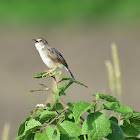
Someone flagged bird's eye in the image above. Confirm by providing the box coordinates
[40,40,42,42]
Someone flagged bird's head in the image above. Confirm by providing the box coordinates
[32,37,48,46]
[32,37,49,51]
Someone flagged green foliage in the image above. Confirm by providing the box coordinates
[73,102,91,124]
[106,120,125,140]
[100,102,133,114]
[93,93,119,103]
[57,121,82,140]
[34,71,62,78]
[34,127,60,140]
[16,71,140,140]
[82,112,112,140]
[121,119,140,137]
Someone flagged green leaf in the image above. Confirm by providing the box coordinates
[101,102,133,114]
[59,77,73,81]
[57,120,82,140]
[38,110,57,123]
[18,121,26,136]
[95,93,100,100]
[82,112,112,140]
[66,103,74,120]
[34,133,48,140]
[16,119,42,140]
[73,102,91,124]
[67,102,74,111]
[130,119,140,132]
[125,137,140,140]
[46,126,54,139]
[54,128,60,140]
[24,119,42,134]
[25,133,35,140]
[18,116,33,136]
[122,112,140,120]
[59,77,88,88]
[74,80,88,88]
[121,119,140,137]
[34,127,60,140]
[56,103,64,110]
[34,71,62,78]
[109,116,118,124]
[106,120,125,140]
[93,93,119,103]
[54,80,74,102]
[66,111,73,120]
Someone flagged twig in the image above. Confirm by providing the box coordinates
[36,107,69,133]
[31,84,68,108]
[30,88,49,92]
[53,76,58,90]
[39,84,85,121]
[94,101,97,112]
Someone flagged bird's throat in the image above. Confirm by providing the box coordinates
[35,43,45,52]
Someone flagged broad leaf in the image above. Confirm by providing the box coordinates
[54,128,60,140]
[34,127,60,140]
[16,119,42,140]
[24,119,42,134]
[93,93,119,103]
[82,112,112,140]
[56,103,64,110]
[73,102,91,124]
[125,137,140,140]
[34,133,49,140]
[122,112,140,120]
[25,133,35,140]
[109,116,118,124]
[18,116,33,136]
[106,120,125,140]
[101,102,133,114]
[121,119,140,137]
[46,126,54,139]
[57,120,82,140]
[38,110,57,123]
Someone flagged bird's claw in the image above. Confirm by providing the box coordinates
[42,69,55,77]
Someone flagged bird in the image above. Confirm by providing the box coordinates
[32,37,75,80]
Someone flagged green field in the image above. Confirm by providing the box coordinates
[0,1,140,26]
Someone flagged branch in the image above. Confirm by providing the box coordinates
[30,83,68,108]
[30,88,49,92]
[36,107,69,133]
[52,76,58,90]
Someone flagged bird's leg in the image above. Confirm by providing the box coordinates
[42,68,56,77]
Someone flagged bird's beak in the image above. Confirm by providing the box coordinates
[32,39,38,43]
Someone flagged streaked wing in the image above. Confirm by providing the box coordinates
[45,47,68,68]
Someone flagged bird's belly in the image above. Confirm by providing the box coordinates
[39,53,56,68]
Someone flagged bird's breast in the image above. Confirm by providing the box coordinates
[39,51,54,68]
[39,50,63,69]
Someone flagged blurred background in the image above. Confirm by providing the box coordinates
[0,0,140,139]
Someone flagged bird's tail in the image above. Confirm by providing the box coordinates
[67,67,75,80]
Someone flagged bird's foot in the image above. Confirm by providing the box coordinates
[42,69,55,77]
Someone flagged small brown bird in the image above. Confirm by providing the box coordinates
[32,37,75,80]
